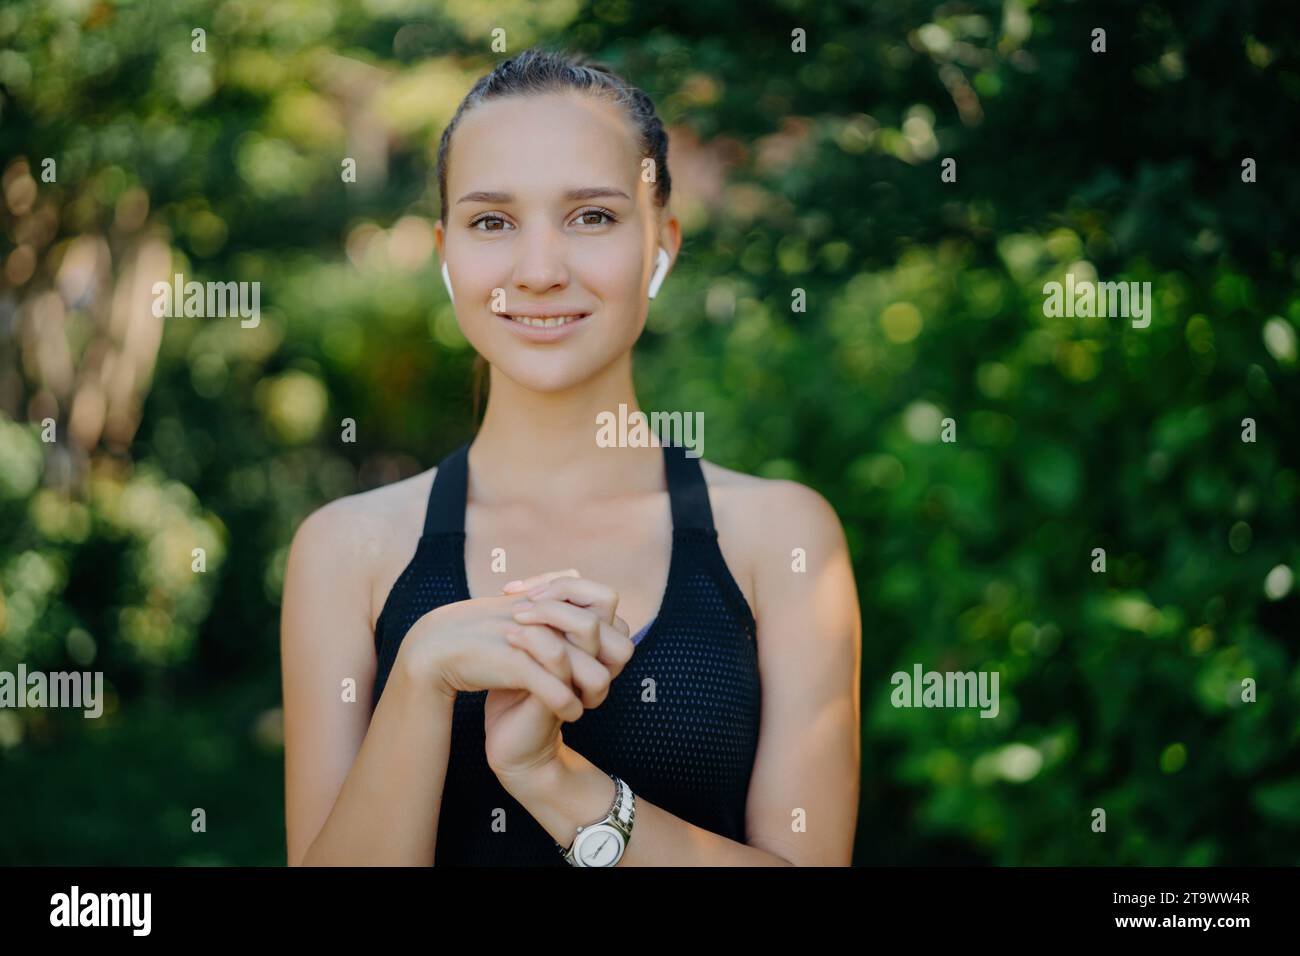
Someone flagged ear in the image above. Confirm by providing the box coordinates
[648,212,682,301]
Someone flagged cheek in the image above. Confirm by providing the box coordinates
[462,264,508,311]
[579,248,642,301]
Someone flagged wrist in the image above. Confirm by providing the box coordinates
[494,741,572,798]
[394,626,455,704]
[497,745,621,854]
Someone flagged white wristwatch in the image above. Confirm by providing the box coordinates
[557,773,635,867]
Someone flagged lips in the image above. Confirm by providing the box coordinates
[496,310,592,341]
[503,313,588,328]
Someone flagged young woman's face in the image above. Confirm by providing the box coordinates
[437,91,673,392]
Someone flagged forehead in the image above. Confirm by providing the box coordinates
[449,91,643,198]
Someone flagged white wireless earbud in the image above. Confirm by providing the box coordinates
[647,246,670,300]
[441,260,455,304]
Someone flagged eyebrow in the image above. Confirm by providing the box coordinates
[456,186,632,205]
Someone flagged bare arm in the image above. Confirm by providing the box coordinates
[281,502,454,866]
[738,479,861,864]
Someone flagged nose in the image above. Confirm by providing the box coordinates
[510,223,569,296]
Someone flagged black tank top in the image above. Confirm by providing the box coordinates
[370,440,762,865]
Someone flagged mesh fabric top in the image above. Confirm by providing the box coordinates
[370,440,762,866]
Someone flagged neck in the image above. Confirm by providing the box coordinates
[466,353,662,505]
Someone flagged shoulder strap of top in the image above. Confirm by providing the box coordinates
[663,441,716,532]
[422,442,470,536]
[421,439,715,536]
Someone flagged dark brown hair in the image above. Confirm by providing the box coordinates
[437,46,672,218]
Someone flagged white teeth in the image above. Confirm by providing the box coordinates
[509,314,583,327]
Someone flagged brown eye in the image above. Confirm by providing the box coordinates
[470,214,510,231]
[575,208,617,227]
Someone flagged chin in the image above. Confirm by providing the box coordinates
[493,356,608,393]
[466,318,639,394]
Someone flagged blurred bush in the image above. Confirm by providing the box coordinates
[0,0,1297,864]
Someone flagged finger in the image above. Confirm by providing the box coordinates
[521,576,620,624]
[511,599,601,657]
[509,624,612,709]
[572,654,612,709]
[513,604,635,676]
[505,646,583,722]
[501,568,581,595]
[601,619,636,678]
[504,622,572,689]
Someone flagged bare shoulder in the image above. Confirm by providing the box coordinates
[697,459,849,622]
[286,467,438,602]
[699,458,846,551]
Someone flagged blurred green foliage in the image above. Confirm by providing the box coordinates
[1,0,1297,865]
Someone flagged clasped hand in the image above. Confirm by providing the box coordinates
[423,568,634,782]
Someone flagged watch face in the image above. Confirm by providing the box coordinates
[574,825,625,867]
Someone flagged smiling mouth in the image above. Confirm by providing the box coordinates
[502,313,589,328]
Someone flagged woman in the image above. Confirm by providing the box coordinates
[281,47,862,866]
